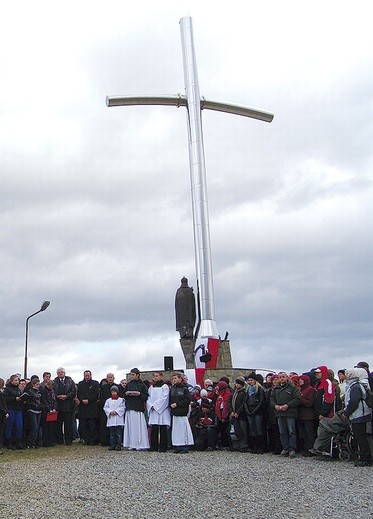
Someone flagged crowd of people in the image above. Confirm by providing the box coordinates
[0,361,372,467]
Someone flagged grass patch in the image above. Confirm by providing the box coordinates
[0,443,96,464]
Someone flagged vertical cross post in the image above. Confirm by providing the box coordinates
[180,17,218,338]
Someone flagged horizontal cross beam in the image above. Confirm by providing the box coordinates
[106,95,274,123]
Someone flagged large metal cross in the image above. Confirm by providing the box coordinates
[106,16,273,339]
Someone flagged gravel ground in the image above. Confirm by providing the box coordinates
[1,445,373,518]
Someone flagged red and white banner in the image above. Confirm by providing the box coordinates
[194,337,220,387]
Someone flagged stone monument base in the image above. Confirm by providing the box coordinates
[136,338,256,384]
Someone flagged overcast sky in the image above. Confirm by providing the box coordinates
[1,1,372,383]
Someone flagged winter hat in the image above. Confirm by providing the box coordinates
[235,376,246,386]
[345,369,360,380]
[246,373,257,382]
[217,381,228,390]
[200,389,208,398]
[110,385,119,393]
[355,361,369,370]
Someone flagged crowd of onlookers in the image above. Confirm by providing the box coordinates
[0,361,372,466]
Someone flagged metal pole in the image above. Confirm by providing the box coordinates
[24,301,50,379]
[180,16,218,339]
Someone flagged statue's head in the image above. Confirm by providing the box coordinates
[181,276,188,286]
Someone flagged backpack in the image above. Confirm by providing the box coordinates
[360,384,373,408]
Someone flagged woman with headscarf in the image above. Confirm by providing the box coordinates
[298,374,316,456]
[314,365,336,420]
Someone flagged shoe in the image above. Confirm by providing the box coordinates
[308,448,322,456]
[280,450,289,456]
[108,446,116,451]
[301,450,315,457]
[354,459,372,467]
[115,446,122,451]
[289,450,296,459]
[321,451,332,457]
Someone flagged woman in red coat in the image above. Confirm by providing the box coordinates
[215,381,231,449]
[298,374,316,455]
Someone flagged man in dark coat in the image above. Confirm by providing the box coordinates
[270,372,301,458]
[77,370,100,445]
[53,367,76,445]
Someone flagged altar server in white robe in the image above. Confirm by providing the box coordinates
[147,372,171,452]
[169,372,194,453]
[123,368,150,450]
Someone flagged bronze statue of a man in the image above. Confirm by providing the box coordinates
[175,277,196,338]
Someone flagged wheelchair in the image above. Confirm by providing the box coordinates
[326,424,358,461]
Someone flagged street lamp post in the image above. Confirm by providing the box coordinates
[24,300,50,379]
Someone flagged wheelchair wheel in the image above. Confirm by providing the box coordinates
[347,430,358,460]
[339,449,351,461]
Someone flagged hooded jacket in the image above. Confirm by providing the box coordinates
[215,382,230,421]
[314,365,335,418]
[298,375,316,421]
[344,368,372,423]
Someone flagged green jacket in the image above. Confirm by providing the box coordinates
[270,382,301,418]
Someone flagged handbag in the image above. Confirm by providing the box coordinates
[46,411,58,422]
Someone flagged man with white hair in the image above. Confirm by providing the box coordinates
[53,368,76,445]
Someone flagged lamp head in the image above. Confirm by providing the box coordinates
[41,301,50,311]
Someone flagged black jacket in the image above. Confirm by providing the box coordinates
[53,376,76,413]
[3,383,23,411]
[169,383,191,416]
[245,385,266,416]
[26,387,42,412]
[0,392,9,416]
[124,379,148,412]
[229,388,248,420]
[77,379,100,418]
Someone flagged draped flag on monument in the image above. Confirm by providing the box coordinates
[194,337,220,387]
